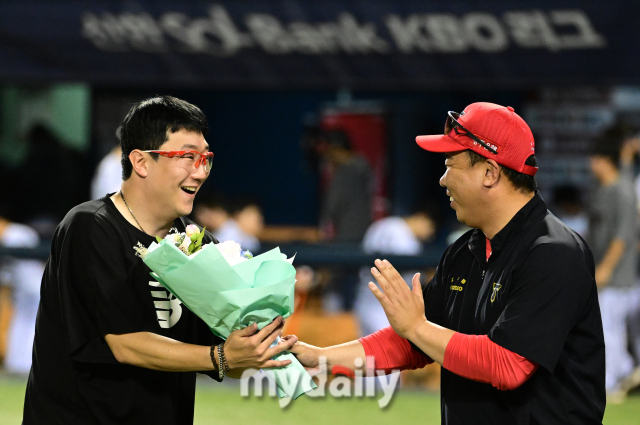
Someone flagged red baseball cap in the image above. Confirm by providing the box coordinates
[416,102,538,176]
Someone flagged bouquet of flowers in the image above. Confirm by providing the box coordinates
[134,224,316,399]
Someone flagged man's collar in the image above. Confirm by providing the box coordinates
[468,191,547,266]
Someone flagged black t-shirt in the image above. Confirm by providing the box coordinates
[423,193,605,425]
[23,195,222,425]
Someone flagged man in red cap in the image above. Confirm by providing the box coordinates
[290,103,605,424]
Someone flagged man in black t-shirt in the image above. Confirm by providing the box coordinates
[23,96,297,425]
[290,103,606,424]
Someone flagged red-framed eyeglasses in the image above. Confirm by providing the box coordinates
[142,150,214,173]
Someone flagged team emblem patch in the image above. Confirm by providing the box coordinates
[450,277,466,292]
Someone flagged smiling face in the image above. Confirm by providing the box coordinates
[145,129,210,219]
[439,150,488,228]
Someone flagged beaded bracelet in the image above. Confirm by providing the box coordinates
[209,345,222,380]
[218,343,230,374]
[222,353,230,373]
[217,343,225,381]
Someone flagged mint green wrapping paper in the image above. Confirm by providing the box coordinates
[143,240,316,399]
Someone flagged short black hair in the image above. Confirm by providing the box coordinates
[410,202,443,229]
[228,197,262,217]
[590,141,620,168]
[467,150,538,193]
[194,191,229,212]
[589,123,633,169]
[119,95,209,180]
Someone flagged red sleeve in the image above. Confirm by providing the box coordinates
[443,332,539,391]
[358,326,433,374]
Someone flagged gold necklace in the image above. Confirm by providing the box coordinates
[120,191,146,234]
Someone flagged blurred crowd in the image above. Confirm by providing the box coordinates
[2,120,640,398]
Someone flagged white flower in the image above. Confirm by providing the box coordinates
[165,233,181,245]
[178,234,192,254]
[215,240,249,266]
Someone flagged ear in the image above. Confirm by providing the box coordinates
[128,150,149,178]
[482,159,501,188]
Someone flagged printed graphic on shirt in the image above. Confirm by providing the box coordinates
[491,282,502,302]
[450,277,466,292]
[149,280,182,328]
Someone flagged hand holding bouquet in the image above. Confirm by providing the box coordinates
[135,225,316,399]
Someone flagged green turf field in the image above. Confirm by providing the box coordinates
[2,377,639,424]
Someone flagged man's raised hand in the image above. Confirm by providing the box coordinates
[369,259,427,340]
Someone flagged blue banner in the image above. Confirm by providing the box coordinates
[1,1,638,88]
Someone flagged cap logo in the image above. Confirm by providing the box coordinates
[471,140,499,153]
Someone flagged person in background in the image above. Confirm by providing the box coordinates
[551,185,587,238]
[192,192,230,234]
[610,129,640,400]
[587,124,640,401]
[317,130,373,242]
[214,198,264,253]
[314,130,374,311]
[91,145,123,200]
[355,207,439,336]
[0,209,45,374]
